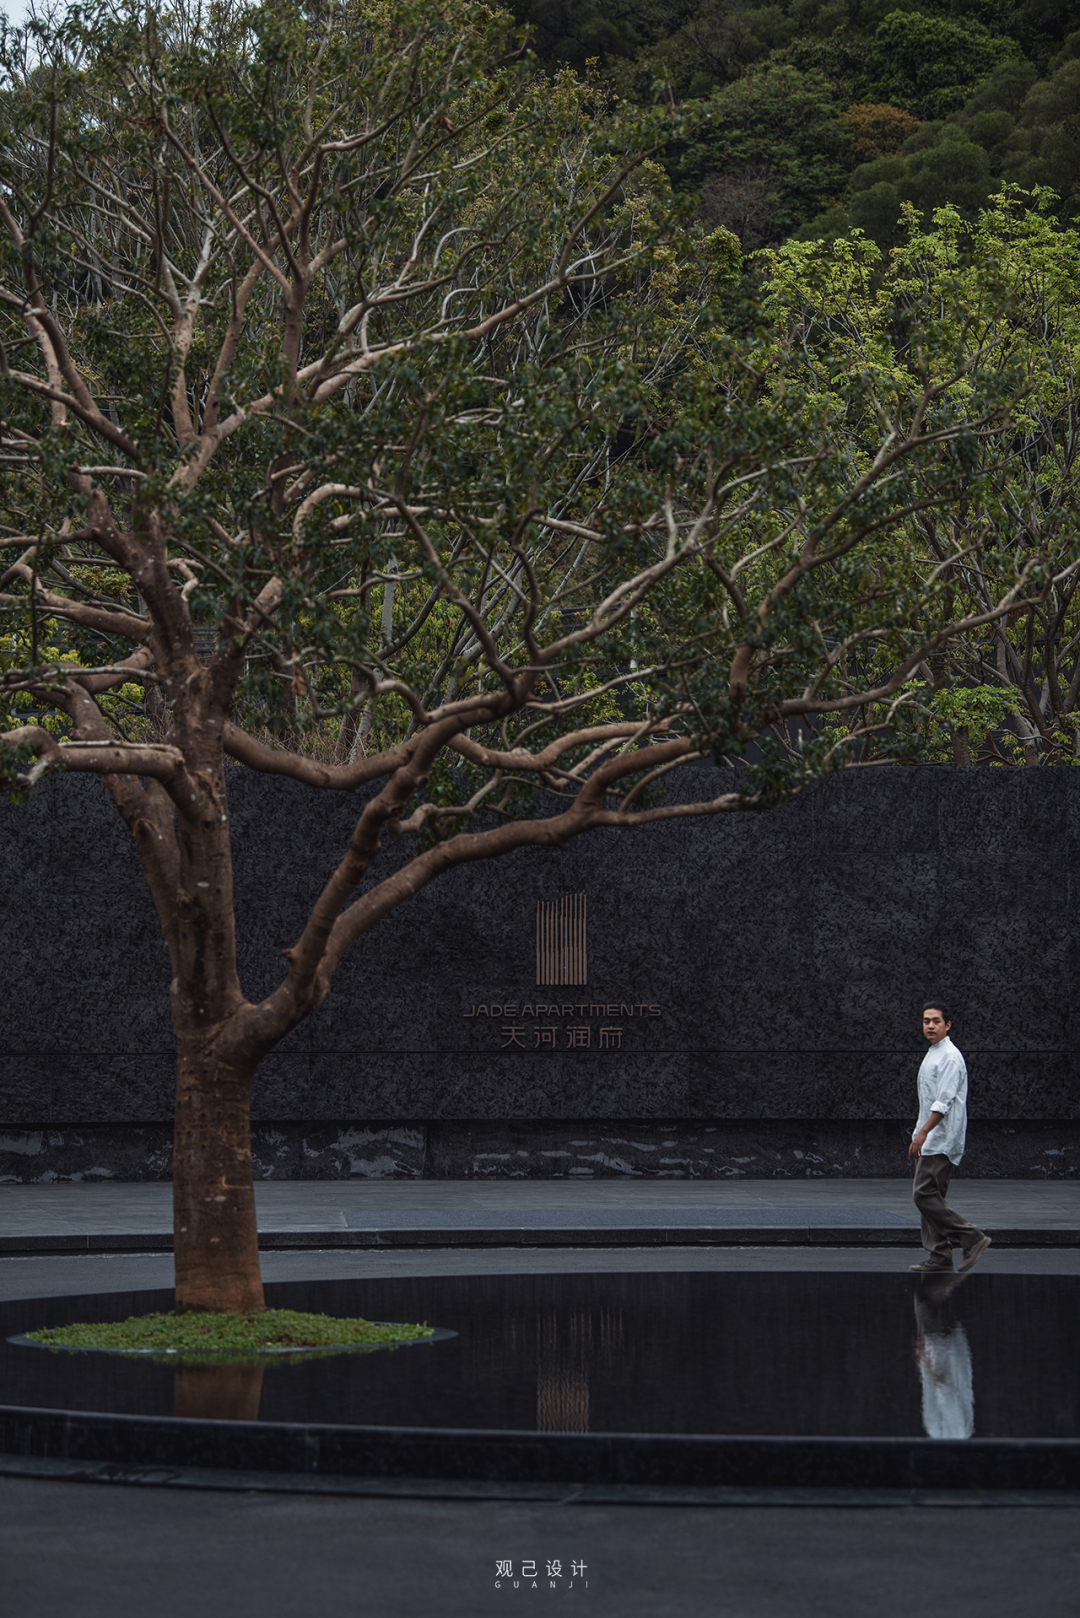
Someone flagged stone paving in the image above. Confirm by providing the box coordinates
[6,1475,1079,1618]
[1,1176,1077,1243]
[3,1244,1080,1307]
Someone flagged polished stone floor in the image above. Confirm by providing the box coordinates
[4,1473,1079,1618]
[2,1177,1077,1239]
[2,1245,1079,1307]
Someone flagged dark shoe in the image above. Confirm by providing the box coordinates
[958,1233,991,1274]
[909,1258,954,1273]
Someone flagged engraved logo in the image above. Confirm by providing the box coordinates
[535,893,587,986]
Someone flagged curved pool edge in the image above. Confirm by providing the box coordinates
[2,1403,1079,1493]
[4,1449,1080,1507]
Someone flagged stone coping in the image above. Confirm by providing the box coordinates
[4,1452,1080,1506]
[2,1224,1077,1255]
[2,1405,1079,1494]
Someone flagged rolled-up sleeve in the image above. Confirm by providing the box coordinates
[931,1052,964,1115]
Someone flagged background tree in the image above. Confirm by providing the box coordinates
[839,125,996,250]
[861,11,1023,122]
[675,63,854,245]
[841,103,920,161]
[2,0,1072,1316]
[760,193,1080,766]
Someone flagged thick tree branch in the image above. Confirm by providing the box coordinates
[222,721,415,787]
[235,713,473,1050]
[2,725,183,784]
[5,561,150,640]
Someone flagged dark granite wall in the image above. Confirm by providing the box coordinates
[1,765,1076,1179]
[3,1118,1076,1182]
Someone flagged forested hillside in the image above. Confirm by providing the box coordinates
[511,0,1080,247]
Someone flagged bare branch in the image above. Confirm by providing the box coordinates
[3,726,183,784]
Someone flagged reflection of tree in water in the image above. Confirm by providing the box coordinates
[534,1307,625,1433]
[173,1362,265,1422]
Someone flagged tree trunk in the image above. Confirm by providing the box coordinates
[334,668,364,762]
[143,678,170,743]
[951,726,972,766]
[173,1042,265,1314]
[1010,713,1040,765]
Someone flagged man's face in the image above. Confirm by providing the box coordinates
[923,1008,951,1044]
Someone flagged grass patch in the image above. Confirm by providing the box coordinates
[26,1308,434,1356]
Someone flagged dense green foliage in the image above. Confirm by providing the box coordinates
[2,0,1078,796]
[27,1308,434,1354]
[511,0,1080,240]
[760,196,1080,765]
[673,64,853,248]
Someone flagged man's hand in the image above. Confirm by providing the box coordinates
[910,1111,945,1158]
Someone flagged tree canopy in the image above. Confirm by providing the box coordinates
[505,2,1080,240]
[761,195,1080,764]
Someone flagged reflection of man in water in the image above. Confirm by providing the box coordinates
[908,1003,992,1275]
[913,1275,974,1439]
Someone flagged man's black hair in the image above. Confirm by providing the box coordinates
[923,1001,951,1024]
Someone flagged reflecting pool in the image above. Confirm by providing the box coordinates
[3,1271,1077,1439]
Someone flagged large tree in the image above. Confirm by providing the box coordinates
[1,0,1071,1313]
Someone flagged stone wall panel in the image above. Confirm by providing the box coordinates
[2,766,1076,1179]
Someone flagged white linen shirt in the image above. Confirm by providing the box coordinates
[913,1035,968,1165]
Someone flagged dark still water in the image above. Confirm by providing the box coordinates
[3,1271,1077,1440]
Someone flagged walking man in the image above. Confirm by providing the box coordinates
[909,1003,992,1274]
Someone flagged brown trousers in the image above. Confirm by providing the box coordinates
[912,1153,982,1261]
